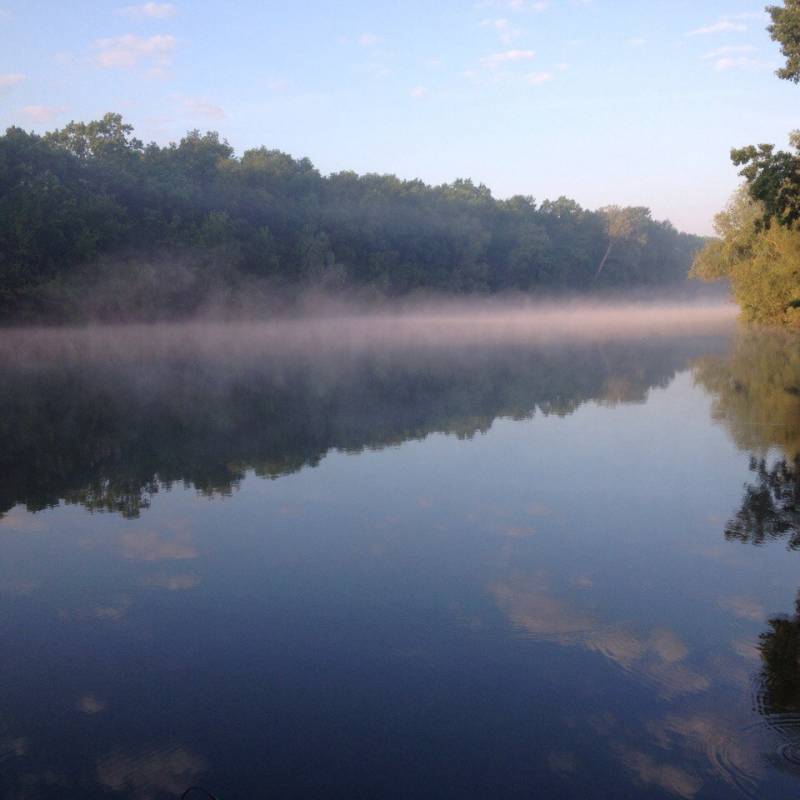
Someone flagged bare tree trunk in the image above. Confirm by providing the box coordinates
[595,241,613,280]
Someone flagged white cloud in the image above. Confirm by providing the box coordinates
[701,44,757,59]
[481,48,535,68]
[481,17,511,29]
[713,56,760,71]
[0,72,24,93]
[117,2,176,19]
[358,32,381,47]
[480,17,522,44]
[474,0,547,11]
[628,37,646,47]
[181,96,225,119]
[92,33,176,69]
[20,105,67,123]
[686,18,747,36]
[410,85,429,98]
[527,70,553,84]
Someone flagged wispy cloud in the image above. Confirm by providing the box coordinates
[686,14,756,36]
[92,33,176,71]
[628,37,646,47]
[476,0,548,11]
[181,96,225,119]
[699,44,760,71]
[410,85,429,99]
[712,56,761,71]
[0,72,24,93]
[20,105,67,123]
[527,70,553,84]
[481,48,535,68]
[480,17,523,44]
[701,44,756,59]
[116,2,176,19]
[358,32,381,47]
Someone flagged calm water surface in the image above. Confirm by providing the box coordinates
[2,311,800,799]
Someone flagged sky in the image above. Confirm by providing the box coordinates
[0,0,796,235]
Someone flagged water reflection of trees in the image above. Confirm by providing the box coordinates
[694,329,800,550]
[695,330,800,749]
[758,593,800,717]
[694,329,800,458]
[726,456,800,549]
[0,328,727,518]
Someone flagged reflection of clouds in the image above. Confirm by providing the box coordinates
[95,606,126,621]
[503,525,536,537]
[650,630,688,663]
[688,542,751,569]
[0,507,46,532]
[141,573,200,591]
[58,595,132,624]
[732,638,761,662]
[78,694,107,714]
[614,745,702,799]
[0,735,28,759]
[492,576,709,698]
[121,530,197,562]
[718,596,765,622]
[94,596,132,622]
[96,745,205,799]
[0,579,39,595]
[647,713,761,795]
[548,749,579,775]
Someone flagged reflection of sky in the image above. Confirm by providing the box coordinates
[2,368,800,797]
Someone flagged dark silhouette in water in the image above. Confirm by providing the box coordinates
[726,457,800,550]
[759,593,800,716]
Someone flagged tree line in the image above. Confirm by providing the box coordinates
[0,115,704,320]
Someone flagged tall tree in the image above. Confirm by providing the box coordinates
[595,206,649,279]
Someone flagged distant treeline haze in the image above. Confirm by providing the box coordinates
[0,114,705,319]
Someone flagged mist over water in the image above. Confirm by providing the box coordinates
[0,298,737,364]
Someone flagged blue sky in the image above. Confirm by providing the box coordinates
[0,0,796,234]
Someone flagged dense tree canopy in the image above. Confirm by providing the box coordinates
[690,188,800,324]
[769,0,800,82]
[0,114,703,320]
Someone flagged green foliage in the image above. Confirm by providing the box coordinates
[769,0,800,82]
[0,115,704,319]
[690,189,800,325]
[731,134,800,228]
